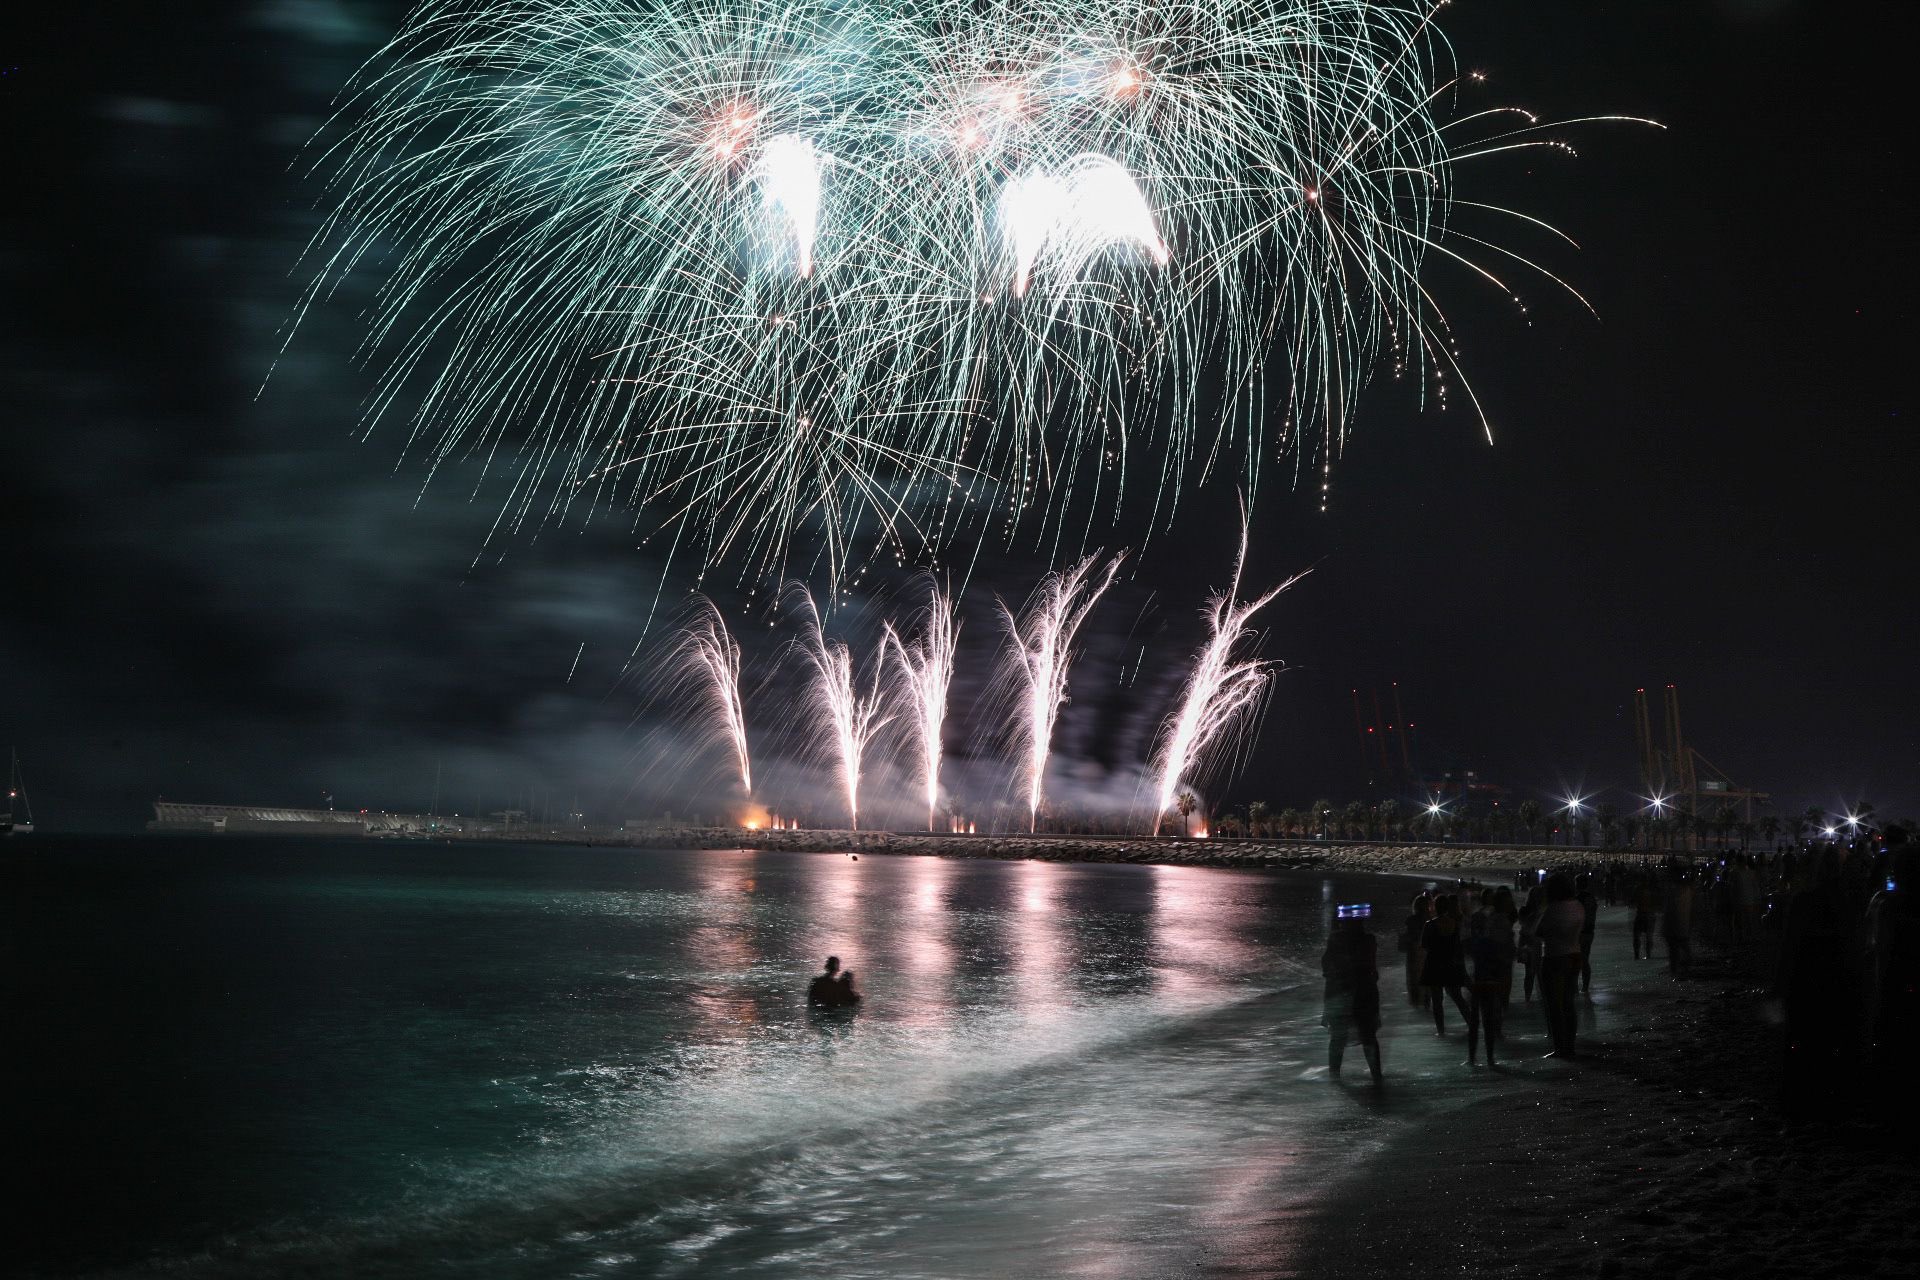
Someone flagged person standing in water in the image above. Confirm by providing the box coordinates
[807,956,842,1006]
[1322,905,1384,1082]
[834,969,862,1007]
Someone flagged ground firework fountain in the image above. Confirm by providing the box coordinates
[886,584,960,832]
[788,586,891,830]
[1001,553,1122,833]
[665,595,752,798]
[1148,527,1305,836]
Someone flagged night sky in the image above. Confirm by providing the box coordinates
[3,1,1911,831]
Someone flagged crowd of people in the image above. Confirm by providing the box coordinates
[1324,874,1595,1079]
[1323,825,1920,1112]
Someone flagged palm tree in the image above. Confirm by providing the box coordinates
[1342,801,1368,841]
[1712,802,1739,849]
[1517,799,1542,845]
[1799,806,1824,843]
[1454,809,1478,844]
[1597,803,1618,849]
[1175,790,1198,837]
[1758,814,1780,850]
[1247,800,1270,839]
[1376,798,1401,842]
[1310,799,1334,839]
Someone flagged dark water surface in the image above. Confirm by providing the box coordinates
[8,838,1437,1277]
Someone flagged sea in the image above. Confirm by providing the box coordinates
[7,837,1460,1278]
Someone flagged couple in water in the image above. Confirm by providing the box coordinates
[806,955,863,1009]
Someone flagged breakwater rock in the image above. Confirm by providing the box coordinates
[607,828,1629,876]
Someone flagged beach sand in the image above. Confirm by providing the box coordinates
[1207,892,1919,1278]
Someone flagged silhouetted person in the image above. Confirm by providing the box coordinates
[1468,888,1517,1066]
[1631,876,1659,960]
[1537,873,1584,1057]
[1323,907,1383,1082]
[1662,872,1695,978]
[1778,853,1864,1119]
[1421,894,1472,1037]
[1517,885,1545,1001]
[834,970,862,1007]
[807,955,842,1006]
[1400,892,1431,1008]
[1576,873,1599,995]
[1866,830,1920,1119]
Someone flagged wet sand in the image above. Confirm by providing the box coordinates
[1215,898,1919,1278]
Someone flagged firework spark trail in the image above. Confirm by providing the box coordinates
[665,595,753,796]
[1147,526,1307,835]
[885,583,961,832]
[787,585,891,830]
[289,0,1655,581]
[1000,552,1123,833]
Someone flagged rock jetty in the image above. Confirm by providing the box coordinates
[607,827,1630,876]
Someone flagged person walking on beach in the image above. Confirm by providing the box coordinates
[1576,874,1600,995]
[1537,873,1586,1057]
[1400,892,1431,1008]
[1516,885,1545,1002]
[1662,871,1695,978]
[1777,851,1866,1119]
[1631,875,1659,960]
[1322,906,1384,1082]
[1866,829,1920,1112]
[1467,888,1517,1066]
[1421,895,1472,1036]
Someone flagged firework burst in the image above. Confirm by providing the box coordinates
[287,0,1652,582]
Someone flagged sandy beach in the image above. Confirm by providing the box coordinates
[1212,888,1919,1279]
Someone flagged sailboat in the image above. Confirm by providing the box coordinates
[4,747,34,836]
